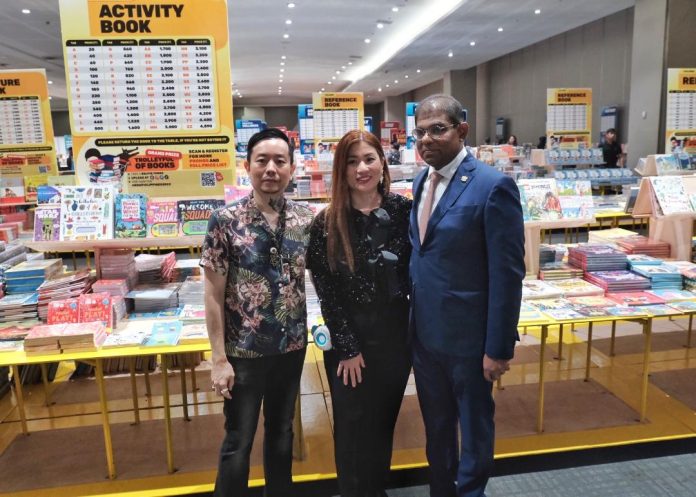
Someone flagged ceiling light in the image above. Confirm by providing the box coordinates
[378,87,382,92]
[321,88,325,91]
[22,9,31,14]
[239,95,243,98]
[394,79,398,83]
[341,66,346,70]
[49,96,52,100]
[285,19,292,25]
[344,0,465,87]
[416,69,421,73]
[279,79,284,83]
[348,62,353,65]
[404,75,408,78]
[497,26,503,32]
[386,84,390,88]
[48,80,53,85]
[280,62,285,66]
[448,50,453,57]
[283,33,290,39]
[335,70,341,74]
[377,23,384,29]
[392,6,399,12]
[332,76,336,80]
[469,41,475,46]
[287,2,295,8]
[534,8,541,14]
[278,86,283,89]
[280,68,285,72]
[328,81,332,84]
[364,38,371,44]
[281,55,287,60]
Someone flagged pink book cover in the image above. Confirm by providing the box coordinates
[47,298,79,324]
[78,292,113,328]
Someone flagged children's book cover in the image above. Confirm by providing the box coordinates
[115,193,147,238]
[177,199,224,236]
[33,205,61,242]
[60,186,114,241]
[557,180,594,219]
[146,200,179,238]
[517,179,562,221]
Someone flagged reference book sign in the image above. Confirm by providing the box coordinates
[0,69,58,177]
[546,88,592,149]
[665,68,696,154]
[312,92,364,151]
[58,0,235,195]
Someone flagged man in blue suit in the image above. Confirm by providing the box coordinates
[409,95,525,497]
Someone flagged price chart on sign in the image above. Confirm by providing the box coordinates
[0,96,45,145]
[65,38,217,134]
[313,109,361,139]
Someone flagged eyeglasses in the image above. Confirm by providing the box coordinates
[411,123,459,140]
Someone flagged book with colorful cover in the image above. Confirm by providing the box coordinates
[60,186,114,241]
[542,308,586,321]
[177,199,225,235]
[37,185,61,204]
[179,323,209,344]
[626,254,663,266]
[572,305,614,318]
[645,289,696,302]
[180,304,205,321]
[143,321,182,347]
[556,180,594,219]
[518,302,548,324]
[522,280,563,300]
[24,174,48,203]
[528,298,574,311]
[667,301,696,312]
[567,296,617,307]
[78,292,112,328]
[47,298,79,324]
[632,304,682,317]
[33,205,61,242]
[605,306,650,317]
[649,177,692,216]
[114,194,147,238]
[548,278,604,297]
[607,292,666,306]
[518,186,531,222]
[5,259,62,279]
[517,179,563,221]
[0,177,25,205]
[146,200,179,238]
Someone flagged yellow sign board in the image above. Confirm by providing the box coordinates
[546,88,592,149]
[0,69,58,177]
[59,0,235,195]
[666,68,696,154]
[312,92,364,151]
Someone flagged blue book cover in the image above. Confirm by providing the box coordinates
[4,259,62,279]
[143,321,182,347]
[115,194,147,238]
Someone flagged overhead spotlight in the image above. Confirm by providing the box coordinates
[534,8,541,14]
[321,88,325,91]
[378,87,382,92]
[364,38,371,44]
[279,79,284,83]
[416,69,421,73]
[285,19,292,25]
[281,55,287,60]
[404,75,408,79]
[287,2,295,7]
[341,65,346,69]
[470,41,476,46]
[335,70,341,74]
[328,81,332,85]
[48,96,52,100]
[448,51,453,57]
[22,9,31,14]
[278,86,283,89]
[386,84,390,88]
[348,62,353,65]
[48,80,53,85]
[281,62,285,66]
[332,76,336,80]
[498,27,504,32]
[283,33,290,39]
[280,68,285,72]
[392,6,399,12]
[377,23,384,29]
[394,79,398,83]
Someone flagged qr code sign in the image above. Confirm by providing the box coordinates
[200,172,217,187]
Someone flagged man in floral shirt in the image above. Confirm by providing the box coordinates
[201,128,313,496]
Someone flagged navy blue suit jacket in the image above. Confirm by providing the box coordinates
[409,152,525,360]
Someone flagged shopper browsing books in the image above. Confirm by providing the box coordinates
[409,94,525,497]
[307,130,412,497]
[200,128,314,497]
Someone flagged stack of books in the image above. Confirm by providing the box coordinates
[645,289,696,302]
[588,228,638,245]
[36,270,94,321]
[607,292,666,306]
[143,321,181,347]
[547,278,605,297]
[522,279,563,300]
[78,292,114,328]
[613,235,670,258]
[24,322,108,355]
[180,304,205,321]
[670,261,696,291]
[179,323,209,344]
[4,259,63,295]
[134,252,176,284]
[102,321,152,348]
[0,293,39,324]
[127,283,180,313]
[171,259,201,282]
[538,263,584,281]
[0,243,28,285]
[92,279,129,297]
[568,245,628,271]
[627,254,663,268]
[100,249,138,290]
[177,275,204,306]
[630,263,683,290]
[584,271,651,293]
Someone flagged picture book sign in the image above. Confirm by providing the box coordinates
[546,88,592,149]
[665,68,696,154]
[0,69,58,178]
[59,0,235,194]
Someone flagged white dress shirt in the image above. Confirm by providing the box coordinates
[416,145,468,221]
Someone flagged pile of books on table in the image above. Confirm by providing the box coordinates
[4,259,62,295]
[127,283,180,313]
[171,259,201,282]
[568,245,628,271]
[134,252,176,284]
[23,322,107,355]
[177,275,204,306]
[0,293,39,324]
[37,269,94,321]
[630,263,683,290]
[99,249,138,290]
[584,271,651,293]
[613,235,670,258]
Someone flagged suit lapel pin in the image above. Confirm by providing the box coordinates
[461,175,468,182]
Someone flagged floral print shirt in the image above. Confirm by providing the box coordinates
[200,194,314,358]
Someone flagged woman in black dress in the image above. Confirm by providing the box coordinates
[307,130,412,497]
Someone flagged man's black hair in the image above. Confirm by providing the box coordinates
[247,128,294,163]
[606,128,616,134]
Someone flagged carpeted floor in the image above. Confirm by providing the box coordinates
[649,368,696,411]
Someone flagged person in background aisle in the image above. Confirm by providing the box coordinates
[409,94,525,497]
[201,128,314,497]
[599,128,624,168]
[307,130,412,497]
[387,139,402,165]
[507,134,518,146]
[536,136,547,149]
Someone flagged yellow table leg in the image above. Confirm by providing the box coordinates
[95,359,116,479]
[536,325,548,433]
[85,250,91,268]
[179,363,190,421]
[610,320,617,357]
[11,365,28,435]
[686,314,693,349]
[144,366,152,397]
[555,324,564,360]
[640,318,653,423]
[496,377,503,390]
[129,357,140,425]
[292,394,305,460]
[190,366,198,405]
[585,321,594,381]
[40,363,53,407]
[161,355,175,473]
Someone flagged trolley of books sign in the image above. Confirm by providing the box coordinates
[632,172,696,261]
[517,179,596,276]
